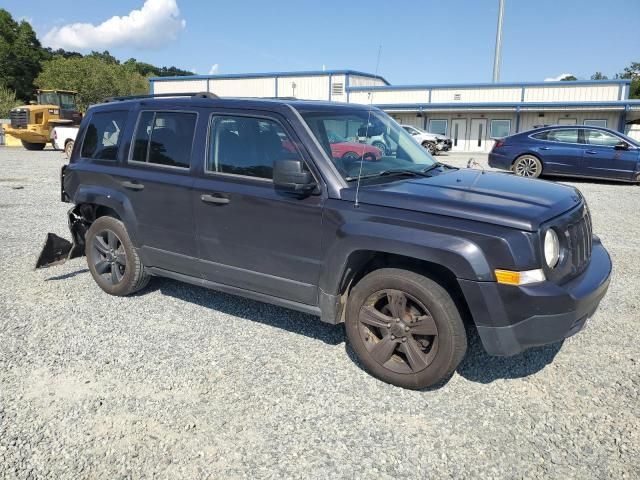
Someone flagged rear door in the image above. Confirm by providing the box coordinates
[532,128,582,175]
[581,128,639,181]
[192,110,325,305]
[112,108,201,276]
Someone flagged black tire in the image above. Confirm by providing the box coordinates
[422,141,436,155]
[85,216,150,296]
[64,140,74,159]
[345,268,467,389]
[513,154,542,178]
[22,141,46,151]
[372,141,387,156]
[342,151,360,160]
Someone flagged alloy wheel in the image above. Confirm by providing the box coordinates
[515,156,539,177]
[91,229,127,285]
[358,289,439,374]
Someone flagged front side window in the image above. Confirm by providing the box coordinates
[207,115,301,179]
[428,119,448,136]
[81,111,127,160]
[546,129,579,144]
[131,111,196,168]
[300,108,437,181]
[490,119,511,138]
[585,129,620,147]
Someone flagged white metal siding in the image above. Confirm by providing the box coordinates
[523,85,619,102]
[430,87,521,103]
[153,79,208,94]
[209,78,275,97]
[517,111,621,132]
[277,76,329,100]
[349,75,387,87]
[350,89,428,105]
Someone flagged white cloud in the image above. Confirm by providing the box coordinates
[43,0,186,50]
[209,64,219,74]
[544,73,575,81]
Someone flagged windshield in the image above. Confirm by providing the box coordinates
[301,109,437,181]
[37,92,77,110]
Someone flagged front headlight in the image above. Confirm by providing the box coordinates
[544,229,560,268]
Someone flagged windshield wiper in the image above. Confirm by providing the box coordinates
[345,169,430,182]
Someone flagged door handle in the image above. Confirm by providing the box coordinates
[585,150,598,154]
[201,193,230,205]
[539,146,551,150]
[122,180,144,191]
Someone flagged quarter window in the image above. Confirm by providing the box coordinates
[207,115,301,179]
[490,119,511,138]
[584,129,620,146]
[546,129,579,144]
[131,111,196,168]
[428,119,447,136]
[81,111,127,160]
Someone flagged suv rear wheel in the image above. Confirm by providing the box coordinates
[345,268,467,389]
[85,216,150,296]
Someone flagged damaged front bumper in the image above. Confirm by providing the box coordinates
[35,205,87,269]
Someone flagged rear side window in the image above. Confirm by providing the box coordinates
[546,129,578,144]
[81,111,127,160]
[207,115,301,179]
[131,111,196,168]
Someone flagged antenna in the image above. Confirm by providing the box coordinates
[354,45,382,208]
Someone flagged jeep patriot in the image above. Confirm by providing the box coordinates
[44,93,612,389]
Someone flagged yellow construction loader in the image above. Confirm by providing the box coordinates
[3,90,82,150]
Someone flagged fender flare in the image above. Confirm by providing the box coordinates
[319,221,493,296]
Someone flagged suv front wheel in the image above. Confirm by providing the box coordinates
[85,216,150,296]
[345,268,467,389]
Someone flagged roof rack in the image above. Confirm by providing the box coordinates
[104,92,219,102]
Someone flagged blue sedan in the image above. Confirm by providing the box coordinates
[488,125,640,182]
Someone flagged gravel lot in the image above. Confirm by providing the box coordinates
[1,147,638,479]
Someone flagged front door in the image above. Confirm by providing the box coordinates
[450,119,467,151]
[193,111,325,306]
[581,128,639,180]
[469,119,488,152]
[115,108,201,276]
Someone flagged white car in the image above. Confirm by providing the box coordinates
[51,125,79,158]
[401,125,452,155]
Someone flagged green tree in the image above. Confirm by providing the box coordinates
[0,84,20,118]
[35,56,148,110]
[618,62,640,99]
[590,72,608,80]
[560,75,578,81]
[0,9,45,100]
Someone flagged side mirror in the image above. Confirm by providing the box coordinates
[614,141,629,150]
[273,159,317,195]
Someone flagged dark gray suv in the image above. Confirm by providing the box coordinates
[40,93,612,389]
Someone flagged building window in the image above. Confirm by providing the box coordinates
[453,93,461,101]
[584,119,607,128]
[428,119,447,136]
[490,119,511,138]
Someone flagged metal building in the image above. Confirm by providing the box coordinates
[149,70,640,152]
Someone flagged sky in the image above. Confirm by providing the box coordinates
[4,0,640,84]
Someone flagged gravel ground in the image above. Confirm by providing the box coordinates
[1,147,638,479]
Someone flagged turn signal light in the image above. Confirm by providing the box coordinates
[495,268,545,286]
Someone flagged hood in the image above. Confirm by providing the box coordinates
[344,169,582,231]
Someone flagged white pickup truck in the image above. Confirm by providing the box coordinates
[50,125,79,158]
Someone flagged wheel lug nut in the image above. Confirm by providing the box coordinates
[390,335,396,340]
[396,318,400,323]
[386,323,391,328]
[404,326,410,332]
[402,337,407,343]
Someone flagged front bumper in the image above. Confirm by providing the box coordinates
[459,237,611,356]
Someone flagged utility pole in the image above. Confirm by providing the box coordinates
[492,0,505,83]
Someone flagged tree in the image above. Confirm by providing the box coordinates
[0,85,20,118]
[35,56,148,110]
[0,9,45,101]
[560,75,578,81]
[591,72,608,80]
[618,62,640,99]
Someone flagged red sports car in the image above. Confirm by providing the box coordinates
[326,131,382,161]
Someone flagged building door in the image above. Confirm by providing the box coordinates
[469,119,488,152]
[558,118,577,125]
[450,119,467,151]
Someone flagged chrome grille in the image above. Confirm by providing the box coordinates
[565,207,592,275]
[10,109,28,128]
